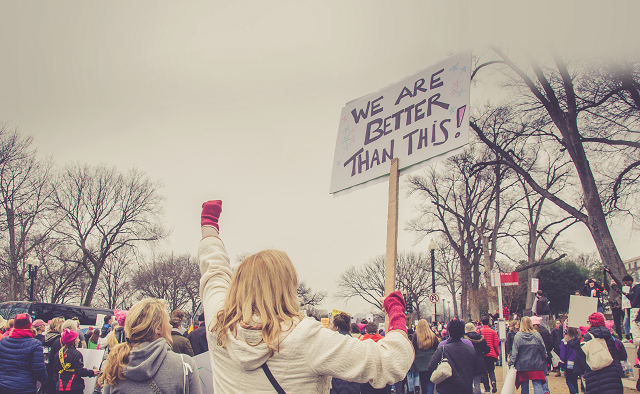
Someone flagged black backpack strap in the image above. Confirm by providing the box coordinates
[261,363,286,394]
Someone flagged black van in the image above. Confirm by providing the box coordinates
[0,301,114,326]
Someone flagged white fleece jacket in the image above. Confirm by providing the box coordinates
[198,236,414,394]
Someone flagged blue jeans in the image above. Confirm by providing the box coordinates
[406,368,418,390]
[520,379,544,394]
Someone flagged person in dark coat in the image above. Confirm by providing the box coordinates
[0,313,48,394]
[169,316,194,356]
[413,320,439,394]
[330,313,360,394]
[52,329,98,394]
[578,313,624,394]
[531,316,552,393]
[582,279,605,313]
[464,322,490,394]
[43,317,65,394]
[426,319,477,394]
[505,320,519,357]
[187,313,209,356]
[550,320,563,375]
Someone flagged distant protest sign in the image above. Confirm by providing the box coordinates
[330,51,471,195]
[567,295,598,328]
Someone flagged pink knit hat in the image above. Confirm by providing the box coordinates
[579,326,589,336]
[530,316,543,325]
[61,329,79,345]
[605,320,614,332]
[114,310,128,327]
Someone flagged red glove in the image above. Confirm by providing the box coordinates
[201,200,222,231]
[383,290,407,334]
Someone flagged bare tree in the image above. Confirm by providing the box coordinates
[432,238,462,318]
[471,48,640,281]
[52,164,167,306]
[32,240,85,304]
[297,280,327,308]
[335,252,433,316]
[96,247,138,310]
[0,125,55,300]
[133,252,200,313]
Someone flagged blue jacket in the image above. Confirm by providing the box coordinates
[558,340,576,369]
[0,336,48,393]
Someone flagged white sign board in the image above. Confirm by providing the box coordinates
[498,320,507,340]
[567,295,598,328]
[531,278,539,293]
[95,313,106,327]
[193,352,214,394]
[330,51,471,195]
[77,348,105,394]
[491,269,499,287]
[623,286,631,309]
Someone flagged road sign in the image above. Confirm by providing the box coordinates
[429,293,440,304]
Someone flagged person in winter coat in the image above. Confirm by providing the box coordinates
[578,312,624,394]
[43,317,65,394]
[559,327,580,394]
[170,316,194,356]
[531,316,552,393]
[330,313,360,394]
[550,319,563,375]
[464,322,490,394]
[479,315,500,393]
[33,319,46,344]
[100,315,113,338]
[87,329,100,350]
[413,319,439,394]
[100,298,202,394]
[199,200,413,394]
[508,316,547,394]
[360,322,384,343]
[187,313,209,356]
[505,320,519,357]
[425,319,477,394]
[582,278,605,313]
[0,313,48,394]
[52,329,98,394]
[350,323,361,339]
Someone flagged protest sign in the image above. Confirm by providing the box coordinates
[567,295,598,328]
[332,308,347,318]
[95,313,106,327]
[321,318,330,328]
[623,286,631,309]
[77,348,105,394]
[531,278,539,293]
[193,352,214,394]
[330,51,471,196]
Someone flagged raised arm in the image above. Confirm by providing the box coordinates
[198,200,233,330]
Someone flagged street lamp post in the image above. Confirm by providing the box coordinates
[27,255,40,302]
[428,238,437,322]
[442,298,446,322]
[447,300,451,320]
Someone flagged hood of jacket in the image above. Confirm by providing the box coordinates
[588,326,611,339]
[44,331,61,346]
[465,332,485,344]
[124,338,172,381]
[516,331,538,341]
[101,324,111,338]
[218,316,300,372]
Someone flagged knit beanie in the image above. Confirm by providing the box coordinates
[579,326,589,336]
[114,310,128,327]
[32,319,46,328]
[61,328,79,345]
[588,312,605,327]
[14,313,31,329]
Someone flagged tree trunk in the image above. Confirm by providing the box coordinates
[82,264,101,306]
[6,207,19,301]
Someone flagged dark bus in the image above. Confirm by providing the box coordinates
[0,301,114,326]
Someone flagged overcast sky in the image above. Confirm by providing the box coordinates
[1,0,639,314]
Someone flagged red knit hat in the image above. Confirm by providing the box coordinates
[14,313,31,329]
[588,312,605,327]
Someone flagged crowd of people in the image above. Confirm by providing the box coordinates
[0,200,635,394]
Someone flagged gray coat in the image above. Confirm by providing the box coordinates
[102,338,202,394]
[508,331,546,372]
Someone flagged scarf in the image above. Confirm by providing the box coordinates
[10,328,34,339]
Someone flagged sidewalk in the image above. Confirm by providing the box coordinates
[492,365,638,393]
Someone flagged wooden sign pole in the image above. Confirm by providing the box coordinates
[385,158,399,296]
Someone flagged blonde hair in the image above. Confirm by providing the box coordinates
[520,316,534,333]
[212,250,303,357]
[416,319,439,350]
[49,317,64,333]
[509,320,519,330]
[100,298,170,387]
[464,322,476,333]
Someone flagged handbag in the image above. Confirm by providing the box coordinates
[581,337,613,371]
[430,347,452,384]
